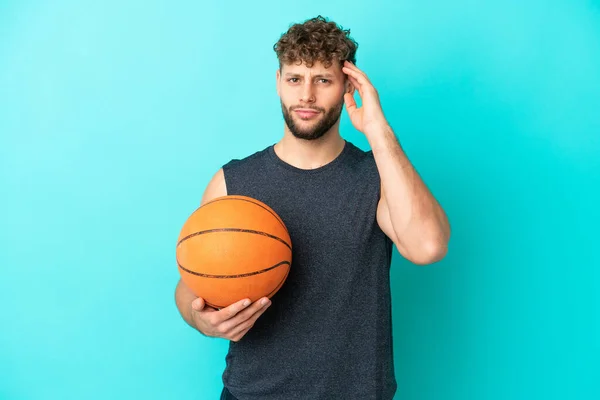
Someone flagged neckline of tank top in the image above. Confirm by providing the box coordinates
[266,139,352,174]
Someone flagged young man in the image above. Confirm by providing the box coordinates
[175,15,450,400]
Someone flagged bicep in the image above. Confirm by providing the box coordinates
[200,168,227,206]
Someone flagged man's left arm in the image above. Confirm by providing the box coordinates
[368,124,450,265]
[342,60,450,265]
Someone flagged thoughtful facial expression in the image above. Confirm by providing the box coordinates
[276,60,352,140]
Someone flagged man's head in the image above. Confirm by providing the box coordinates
[273,16,358,141]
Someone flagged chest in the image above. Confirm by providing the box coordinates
[257,173,382,255]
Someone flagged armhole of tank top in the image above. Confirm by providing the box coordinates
[366,150,382,201]
[221,161,235,196]
[366,150,393,251]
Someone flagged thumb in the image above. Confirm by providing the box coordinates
[191,297,205,312]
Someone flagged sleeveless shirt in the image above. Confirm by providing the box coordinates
[220,139,397,400]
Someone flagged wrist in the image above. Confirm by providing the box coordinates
[365,124,395,151]
[364,120,391,138]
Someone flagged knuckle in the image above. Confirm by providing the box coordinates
[216,325,228,335]
[207,316,218,327]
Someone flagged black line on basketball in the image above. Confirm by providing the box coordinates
[266,263,290,297]
[177,228,291,250]
[202,263,291,309]
[178,260,291,278]
[203,196,289,234]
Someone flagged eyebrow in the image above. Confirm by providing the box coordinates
[284,73,336,79]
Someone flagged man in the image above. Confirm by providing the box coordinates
[175,15,450,400]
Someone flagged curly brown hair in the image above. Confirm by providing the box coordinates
[273,15,358,71]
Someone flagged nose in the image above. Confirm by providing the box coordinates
[300,82,315,103]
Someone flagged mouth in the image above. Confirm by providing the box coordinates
[294,109,320,119]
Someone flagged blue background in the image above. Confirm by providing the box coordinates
[1,1,599,399]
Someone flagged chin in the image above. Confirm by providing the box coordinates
[291,131,328,141]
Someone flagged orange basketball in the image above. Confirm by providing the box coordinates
[176,195,292,309]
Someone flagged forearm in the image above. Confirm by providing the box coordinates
[367,125,450,256]
[175,279,198,329]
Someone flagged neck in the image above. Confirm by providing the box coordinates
[274,130,346,170]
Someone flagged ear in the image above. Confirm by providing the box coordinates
[276,69,281,97]
[345,79,355,94]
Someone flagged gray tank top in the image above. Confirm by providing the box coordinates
[221,140,397,400]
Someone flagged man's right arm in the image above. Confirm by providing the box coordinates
[173,168,272,341]
[174,168,226,329]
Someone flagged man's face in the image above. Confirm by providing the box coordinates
[276,60,352,141]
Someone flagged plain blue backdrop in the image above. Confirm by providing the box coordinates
[1,1,599,399]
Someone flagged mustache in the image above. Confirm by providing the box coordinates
[290,105,324,112]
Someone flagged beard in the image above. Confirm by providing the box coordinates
[280,99,344,141]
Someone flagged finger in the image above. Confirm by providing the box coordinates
[236,329,252,342]
[347,74,361,89]
[344,60,369,80]
[346,75,363,97]
[344,92,357,114]
[219,297,271,333]
[228,318,256,341]
[231,325,253,342]
[343,69,369,90]
[193,298,220,315]
[191,297,205,312]
[218,298,253,322]
[342,63,370,84]
[228,300,271,340]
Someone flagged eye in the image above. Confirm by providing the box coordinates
[287,78,299,83]
[318,79,330,84]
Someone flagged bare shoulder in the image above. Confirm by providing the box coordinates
[200,168,227,206]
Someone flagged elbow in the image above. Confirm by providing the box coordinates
[414,220,451,265]
[395,220,451,265]
[409,240,449,266]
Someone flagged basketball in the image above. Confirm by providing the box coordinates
[176,195,292,309]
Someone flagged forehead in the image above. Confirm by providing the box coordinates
[281,60,343,77]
